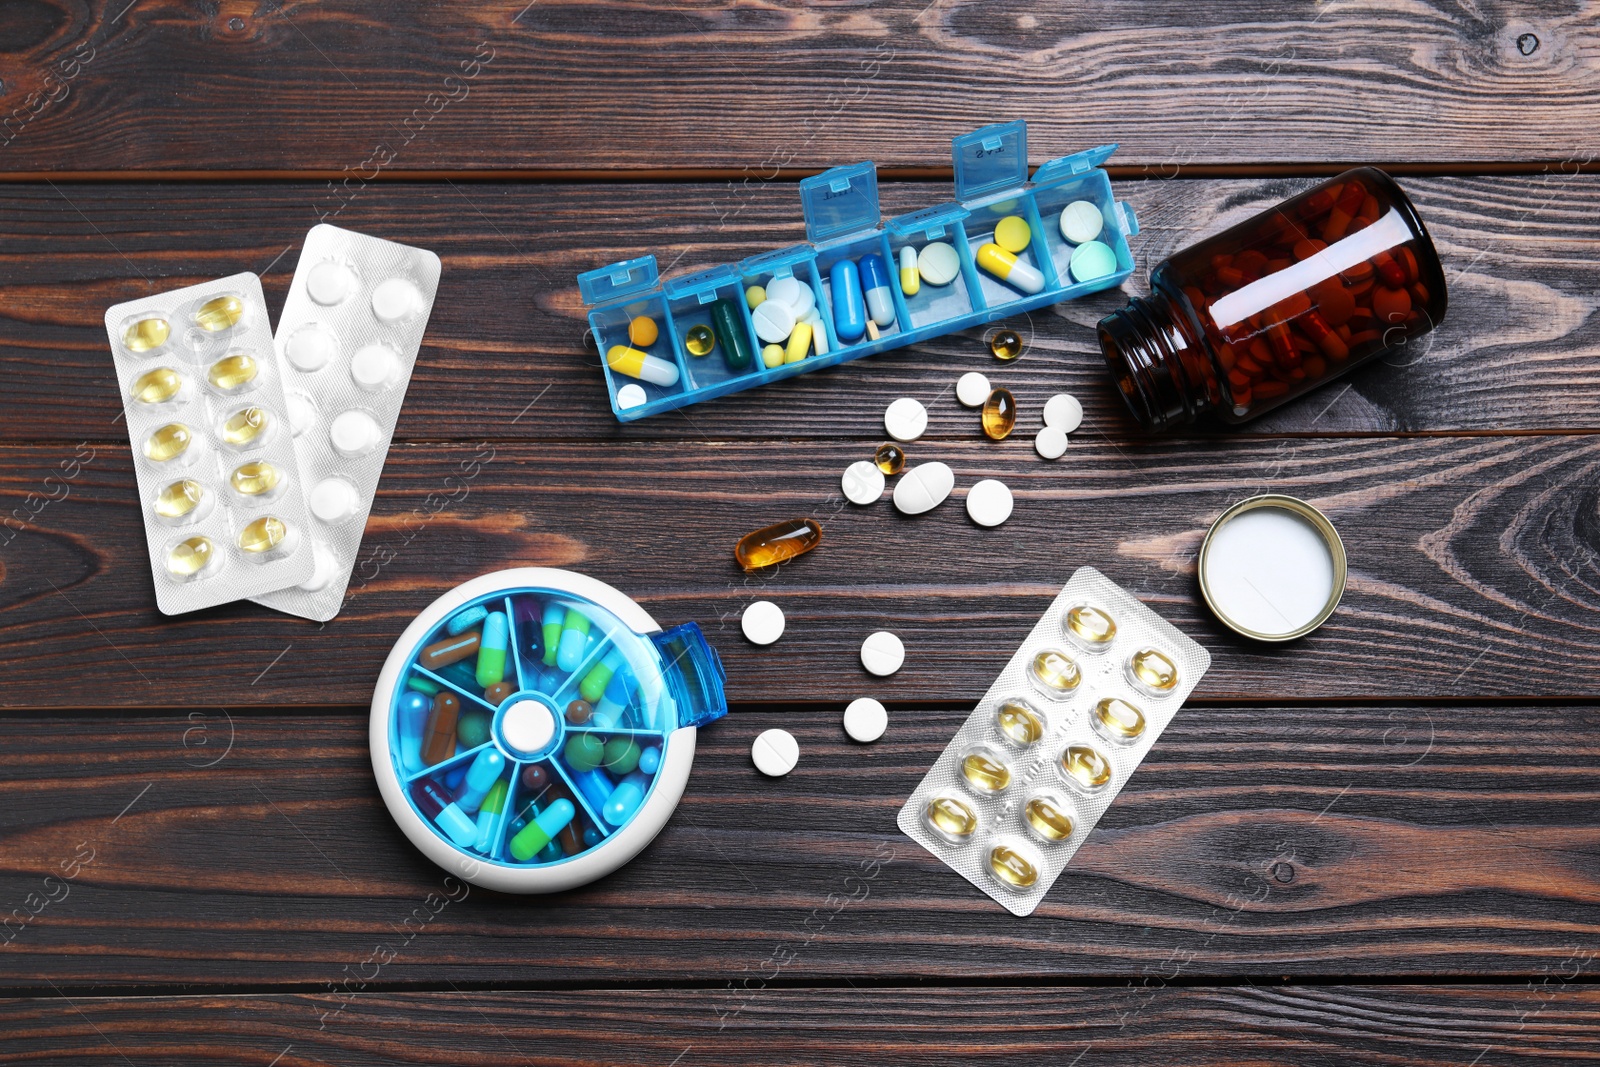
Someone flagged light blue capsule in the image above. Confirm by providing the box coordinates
[447,604,488,636]
[398,691,431,774]
[638,745,662,776]
[455,748,505,813]
[603,772,650,827]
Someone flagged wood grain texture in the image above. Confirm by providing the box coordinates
[4,984,1599,1065]
[2,432,1599,707]
[1,703,1596,988]
[0,175,1596,443]
[0,2,1597,173]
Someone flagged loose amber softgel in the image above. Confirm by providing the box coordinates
[874,442,905,475]
[154,479,205,521]
[1128,648,1179,694]
[1028,648,1081,698]
[132,367,183,405]
[734,518,821,571]
[960,748,1012,794]
[195,294,244,332]
[995,699,1045,747]
[1064,603,1117,651]
[988,843,1039,889]
[924,795,978,843]
[1093,697,1146,743]
[1060,744,1112,791]
[230,461,281,498]
[238,515,290,556]
[1024,794,1075,842]
[684,324,716,357]
[208,353,258,393]
[143,422,194,464]
[166,535,216,580]
[980,388,1017,440]
[988,328,1022,361]
[123,317,170,353]
[221,406,270,448]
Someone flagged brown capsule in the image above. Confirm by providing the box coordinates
[420,631,480,670]
[421,693,461,765]
[735,518,822,571]
[981,388,1017,440]
[566,699,593,725]
[520,763,550,791]
[484,681,516,706]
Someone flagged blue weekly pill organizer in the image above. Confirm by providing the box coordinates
[578,119,1140,421]
[370,568,728,892]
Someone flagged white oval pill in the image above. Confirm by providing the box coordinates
[306,261,356,306]
[617,383,647,410]
[1042,393,1083,433]
[1059,201,1104,245]
[751,299,795,344]
[285,323,337,372]
[884,397,928,442]
[1035,425,1069,460]
[892,461,954,515]
[285,390,319,438]
[741,600,785,645]
[297,540,339,592]
[372,277,424,325]
[843,697,888,743]
[966,478,1014,527]
[350,342,401,392]
[861,631,905,676]
[956,371,991,408]
[841,460,886,505]
[752,728,800,777]
[329,409,382,457]
[308,476,361,524]
[917,241,961,286]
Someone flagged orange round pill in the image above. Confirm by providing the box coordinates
[1310,279,1356,327]
[628,315,659,347]
[1371,286,1412,324]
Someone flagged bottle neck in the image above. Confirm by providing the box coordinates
[1097,288,1212,432]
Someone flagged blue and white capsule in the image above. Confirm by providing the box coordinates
[859,253,896,328]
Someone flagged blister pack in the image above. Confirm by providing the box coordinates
[251,224,441,621]
[897,567,1211,916]
[106,273,315,615]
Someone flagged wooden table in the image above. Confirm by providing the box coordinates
[3,3,1598,1063]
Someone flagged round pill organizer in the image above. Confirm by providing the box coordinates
[370,568,728,893]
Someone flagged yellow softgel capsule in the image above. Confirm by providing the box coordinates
[988,328,1022,361]
[961,749,1011,794]
[208,353,258,392]
[994,215,1032,254]
[685,324,716,357]
[628,315,659,348]
[1065,604,1117,648]
[734,517,821,572]
[745,285,766,309]
[988,844,1038,889]
[1129,648,1179,693]
[143,422,193,463]
[874,442,905,475]
[196,294,244,332]
[221,407,269,446]
[154,479,204,519]
[123,317,170,352]
[995,700,1044,747]
[132,367,183,404]
[1094,697,1146,742]
[166,535,215,579]
[238,515,288,554]
[1061,744,1112,790]
[924,795,977,843]
[1029,649,1081,698]
[1024,796,1074,842]
[230,461,280,497]
[981,388,1017,441]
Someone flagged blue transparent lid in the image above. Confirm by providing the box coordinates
[578,254,659,307]
[952,120,1029,202]
[799,161,881,245]
[886,202,970,240]
[663,264,739,302]
[741,243,814,280]
[1031,144,1119,189]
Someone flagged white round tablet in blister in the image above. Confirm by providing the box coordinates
[843,697,888,743]
[309,476,361,524]
[298,540,340,592]
[841,460,886,505]
[351,342,401,392]
[1035,426,1069,460]
[329,409,382,457]
[860,631,905,676]
[371,278,424,325]
[1043,393,1083,433]
[966,478,1013,527]
[306,261,356,306]
[286,390,319,438]
[884,397,928,442]
[956,372,991,408]
[752,728,800,777]
[285,323,338,372]
[893,461,954,515]
[741,600,785,645]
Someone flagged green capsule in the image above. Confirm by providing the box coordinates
[710,298,753,371]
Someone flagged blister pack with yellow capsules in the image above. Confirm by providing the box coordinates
[251,224,441,622]
[105,273,315,615]
[897,567,1210,916]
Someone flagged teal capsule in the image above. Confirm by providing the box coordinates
[406,674,441,696]
[509,798,575,861]
[710,298,753,371]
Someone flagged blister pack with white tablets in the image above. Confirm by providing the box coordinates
[897,567,1210,916]
[252,224,441,621]
[106,274,315,615]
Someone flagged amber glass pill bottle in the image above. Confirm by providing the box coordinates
[1098,168,1447,430]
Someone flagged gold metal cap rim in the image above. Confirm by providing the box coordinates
[1197,493,1347,643]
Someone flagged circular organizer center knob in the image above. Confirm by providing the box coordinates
[501,698,556,755]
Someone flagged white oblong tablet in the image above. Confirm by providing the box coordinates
[860,631,905,676]
[284,323,337,372]
[956,371,991,408]
[1042,393,1083,433]
[1059,201,1104,245]
[751,299,796,344]
[329,409,382,457]
[297,540,339,591]
[892,461,954,515]
[843,697,888,743]
[306,261,356,306]
[966,478,1014,527]
[309,476,361,524]
[372,277,424,325]
[1035,425,1069,460]
[765,276,803,312]
[351,342,401,392]
[741,600,786,645]
[617,383,647,409]
[285,390,319,438]
[917,241,960,286]
[752,728,800,777]
[841,460,886,505]
[884,397,928,442]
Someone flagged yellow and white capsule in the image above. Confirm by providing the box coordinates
[606,344,679,387]
[975,242,1045,294]
[898,245,920,297]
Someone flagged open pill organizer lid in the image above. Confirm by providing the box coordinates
[663,264,741,304]
[1198,495,1347,642]
[799,161,882,247]
[577,253,660,308]
[370,568,728,893]
[952,119,1030,204]
[886,202,971,240]
[740,243,816,280]
[1031,143,1120,189]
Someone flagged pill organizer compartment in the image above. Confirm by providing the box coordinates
[578,256,687,408]
[1028,145,1138,290]
[801,162,908,351]
[885,204,982,330]
[738,245,834,378]
[663,265,760,391]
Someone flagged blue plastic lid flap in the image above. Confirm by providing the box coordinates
[663,264,740,305]
[577,254,659,307]
[651,622,728,727]
[886,202,970,240]
[740,244,814,281]
[1031,144,1119,189]
[799,162,881,245]
[952,120,1029,202]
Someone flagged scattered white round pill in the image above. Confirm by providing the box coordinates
[1035,425,1069,460]
[371,277,424,325]
[741,600,786,645]
[329,409,382,458]
[841,460,886,505]
[285,390,319,438]
[860,630,905,676]
[1059,201,1104,245]
[892,461,954,515]
[350,342,401,393]
[843,697,888,743]
[752,728,800,777]
[616,383,647,410]
[956,371,991,408]
[884,397,928,442]
[751,299,796,345]
[917,241,961,286]
[306,261,356,306]
[285,323,337,372]
[966,478,1014,527]
[308,476,360,525]
[1042,393,1083,433]
[297,540,339,592]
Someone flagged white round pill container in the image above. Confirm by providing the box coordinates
[370,568,728,893]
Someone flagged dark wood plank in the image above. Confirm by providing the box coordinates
[1,176,1596,443]
[3,432,1600,708]
[1,2,1596,173]
[1,703,1596,988]
[4,984,1599,1065]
